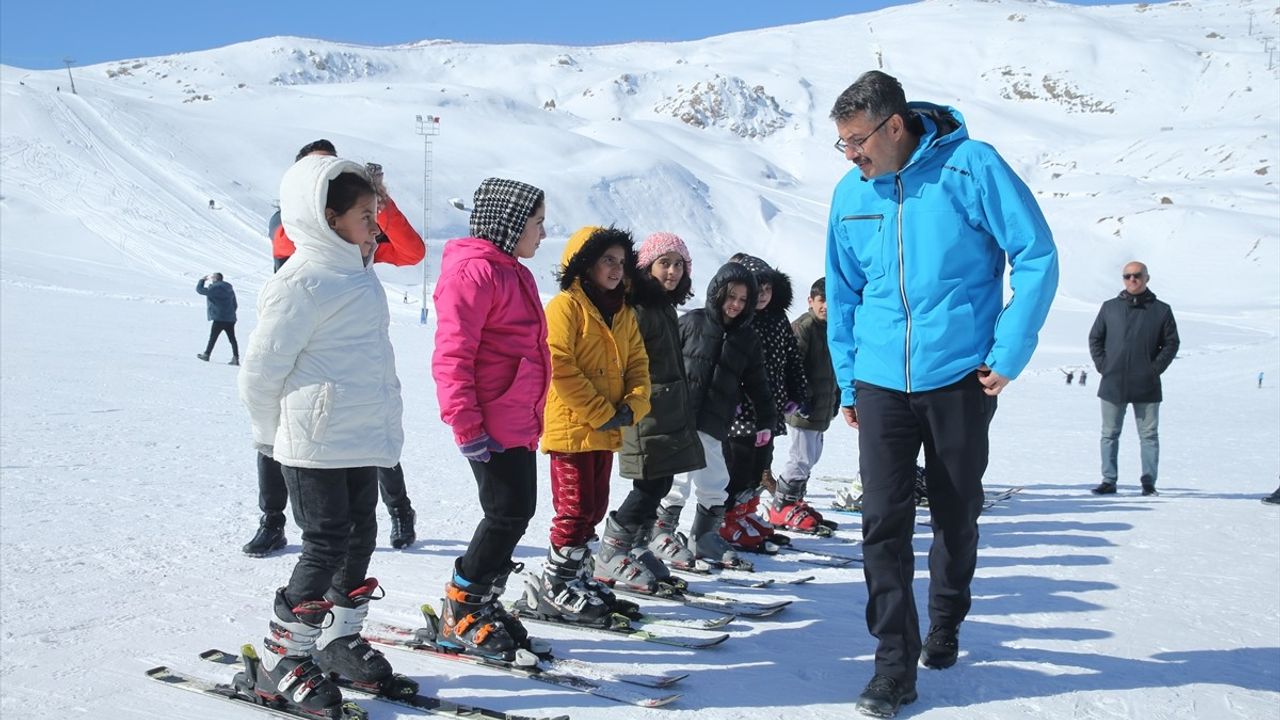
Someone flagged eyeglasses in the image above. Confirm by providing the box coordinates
[835,114,893,154]
[1122,273,1145,280]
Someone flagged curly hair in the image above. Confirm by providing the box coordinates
[556,226,638,294]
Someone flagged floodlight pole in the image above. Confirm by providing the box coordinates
[414,114,440,324]
[62,58,77,94]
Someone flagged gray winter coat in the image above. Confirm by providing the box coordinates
[1088,290,1179,404]
[788,310,840,432]
[196,279,238,323]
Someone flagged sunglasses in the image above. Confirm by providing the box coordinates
[1122,273,1145,280]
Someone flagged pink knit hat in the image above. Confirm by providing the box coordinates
[637,231,693,275]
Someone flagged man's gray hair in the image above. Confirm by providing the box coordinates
[830,70,910,123]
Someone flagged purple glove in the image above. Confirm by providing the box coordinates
[782,401,801,416]
[754,429,772,448]
[459,433,503,463]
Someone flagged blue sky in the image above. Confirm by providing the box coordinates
[2,0,1141,70]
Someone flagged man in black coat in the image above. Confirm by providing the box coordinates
[1087,261,1180,496]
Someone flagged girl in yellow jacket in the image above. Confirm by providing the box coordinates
[514,226,651,626]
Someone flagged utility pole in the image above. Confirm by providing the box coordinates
[62,58,77,94]
[414,114,440,324]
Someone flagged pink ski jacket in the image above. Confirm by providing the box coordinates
[432,237,551,450]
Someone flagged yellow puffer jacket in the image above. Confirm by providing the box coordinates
[541,228,651,453]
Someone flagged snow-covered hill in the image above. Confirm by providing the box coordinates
[1,1,1278,718]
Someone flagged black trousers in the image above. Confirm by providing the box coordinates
[205,321,239,357]
[258,454,411,516]
[282,465,378,604]
[723,435,773,502]
[613,475,675,529]
[458,447,537,584]
[856,372,996,684]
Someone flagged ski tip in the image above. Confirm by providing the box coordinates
[641,692,683,708]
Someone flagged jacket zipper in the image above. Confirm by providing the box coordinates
[895,174,912,393]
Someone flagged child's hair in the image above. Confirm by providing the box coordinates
[296,138,337,161]
[810,277,826,300]
[557,226,637,292]
[327,172,376,215]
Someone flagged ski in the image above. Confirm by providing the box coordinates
[609,585,790,618]
[199,647,567,720]
[145,665,369,720]
[776,545,862,567]
[364,620,683,708]
[506,604,731,649]
[716,574,817,589]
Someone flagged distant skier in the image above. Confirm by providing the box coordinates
[1079,369,1087,386]
[1063,369,1075,384]
[194,273,238,365]
[208,199,216,210]
[1259,371,1265,389]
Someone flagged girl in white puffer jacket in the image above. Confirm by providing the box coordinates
[237,155,408,714]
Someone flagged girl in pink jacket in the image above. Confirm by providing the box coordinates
[431,177,552,661]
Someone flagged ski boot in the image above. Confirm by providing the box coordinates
[721,492,782,554]
[247,588,344,717]
[513,545,620,627]
[647,504,701,571]
[595,512,687,595]
[437,560,545,663]
[387,504,416,549]
[913,465,929,507]
[691,504,753,571]
[313,578,416,698]
[768,477,837,536]
[243,513,288,557]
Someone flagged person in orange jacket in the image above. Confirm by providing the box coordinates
[244,139,426,559]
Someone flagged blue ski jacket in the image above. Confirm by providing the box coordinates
[826,102,1058,406]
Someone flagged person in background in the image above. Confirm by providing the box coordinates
[245,139,425,557]
[826,70,1059,717]
[1088,261,1180,497]
[195,273,238,365]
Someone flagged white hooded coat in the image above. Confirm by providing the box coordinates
[238,156,404,469]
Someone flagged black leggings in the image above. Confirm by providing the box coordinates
[205,321,239,357]
[458,447,537,584]
[723,435,774,502]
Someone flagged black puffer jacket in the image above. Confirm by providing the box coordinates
[681,263,775,442]
[1088,289,1180,404]
[619,275,706,479]
[727,255,807,437]
[789,310,839,432]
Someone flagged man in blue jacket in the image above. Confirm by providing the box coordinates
[195,273,238,365]
[825,71,1058,717]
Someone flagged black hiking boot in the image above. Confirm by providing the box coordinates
[243,513,288,557]
[388,505,416,549]
[1090,482,1117,495]
[921,624,959,669]
[855,674,918,718]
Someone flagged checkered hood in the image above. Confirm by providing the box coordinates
[468,177,545,255]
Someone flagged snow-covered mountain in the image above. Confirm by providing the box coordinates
[1,2,1278,719]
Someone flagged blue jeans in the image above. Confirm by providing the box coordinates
[1100,400,1160,485]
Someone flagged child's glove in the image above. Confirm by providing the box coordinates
[598,405,634,431]
[754,429,772,447]
[459,433,503,463]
